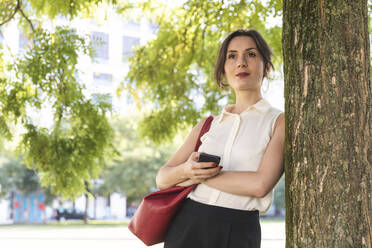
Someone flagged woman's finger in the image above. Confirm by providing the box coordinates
[194,162,217,169]
[192,167,222,177]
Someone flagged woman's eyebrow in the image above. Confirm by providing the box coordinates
[227,48,257,53]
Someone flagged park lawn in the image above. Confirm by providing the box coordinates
[0,217,284,229]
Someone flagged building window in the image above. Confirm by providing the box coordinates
[92,72,112,106]
[92,32,109,63]
[122,36,140,59]
[93,72,112,88]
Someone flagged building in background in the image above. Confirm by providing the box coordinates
[73,16,157,114]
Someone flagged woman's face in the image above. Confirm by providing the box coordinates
[223,36,266,92]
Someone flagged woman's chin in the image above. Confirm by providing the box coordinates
[231,84,261,92]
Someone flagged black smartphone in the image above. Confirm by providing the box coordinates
[198,153,221,169]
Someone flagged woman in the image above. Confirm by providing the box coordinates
[156,29,285,248]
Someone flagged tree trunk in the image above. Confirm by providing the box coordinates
[84,192,88,224]
[84,181,89,224]
[283,1,371,247]
[94,195,97,220]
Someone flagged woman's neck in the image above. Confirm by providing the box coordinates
[231,90,262,114]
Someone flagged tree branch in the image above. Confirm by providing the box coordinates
[18,3,35,32]
[69,0,74,18]
[0,0,20,27]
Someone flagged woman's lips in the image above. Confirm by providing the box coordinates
[236,72,250,78]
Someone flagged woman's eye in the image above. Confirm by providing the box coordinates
[227,54,236,59]
[248,52,256,57]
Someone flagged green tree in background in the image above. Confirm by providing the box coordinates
[0,157,40,197]
[0,0,115,198]
[96,115,180,206]
[121,0,282,143]
[0,156,55,205]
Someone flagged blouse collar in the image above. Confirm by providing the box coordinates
[218,98,271,123]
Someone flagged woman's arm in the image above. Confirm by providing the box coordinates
[203,114,285,198]
[156,118,222,190]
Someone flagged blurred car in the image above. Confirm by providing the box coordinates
[53,208,87,221]
[126,206,138,218]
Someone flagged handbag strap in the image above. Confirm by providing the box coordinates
[194,116,214,152]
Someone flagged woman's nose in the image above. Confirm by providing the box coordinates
[237,56,247,68]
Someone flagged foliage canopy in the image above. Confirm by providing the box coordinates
[122,0,283,143]
[0,0,115,198]
[90,115,179,205]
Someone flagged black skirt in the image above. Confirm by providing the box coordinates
[164,198,261,248]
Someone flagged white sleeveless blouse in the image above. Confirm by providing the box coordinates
[188,99,283,214]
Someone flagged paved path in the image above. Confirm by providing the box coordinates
[0,221,285,248]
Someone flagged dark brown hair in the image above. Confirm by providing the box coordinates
[214,29,274,88]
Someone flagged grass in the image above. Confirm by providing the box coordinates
[260,216,285,224]
[0,220,130,229]
[0,217,284,229]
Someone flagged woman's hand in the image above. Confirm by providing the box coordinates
[181,152,222,184]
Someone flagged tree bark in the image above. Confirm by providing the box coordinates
[283,0,371,247]
[84,192,88,224]
[84,181,89,224]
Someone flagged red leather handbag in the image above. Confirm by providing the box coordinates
[128,116,214,246]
